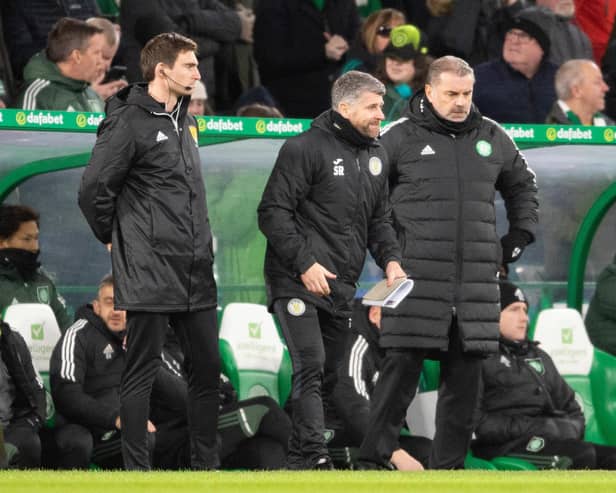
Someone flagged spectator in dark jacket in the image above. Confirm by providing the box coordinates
[535,0,593,66]
[474,7,558,123]
[546,58,613,125]
[119,0,244,107]
[254,0,361,118]
[473,281,616,469]
[0,0,99,81]
[79,33,220,471]
[0,320,46,468]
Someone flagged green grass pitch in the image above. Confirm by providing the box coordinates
[2,470,616,493]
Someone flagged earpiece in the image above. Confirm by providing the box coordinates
[162,71,192,91]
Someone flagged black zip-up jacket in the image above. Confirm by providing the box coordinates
[472,337,585,459]
[79,84,217,312]
[0,321,46,430]
[258,110,401,316]
[50,306,125,436]
[379,92,538,353]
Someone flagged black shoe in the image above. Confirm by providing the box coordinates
[355,459,395,471]
[313,456,335,470]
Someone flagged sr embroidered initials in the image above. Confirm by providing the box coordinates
[333,165,345,176]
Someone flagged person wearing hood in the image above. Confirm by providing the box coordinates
[472,281,616,469]
[258,70,405,469]
[16,17,105,112]
[0,204,71,333]
[78,32,220,471]
[473,7,558,124]
[358,56,538,470]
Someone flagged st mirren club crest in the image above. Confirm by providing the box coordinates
[287,298,306,317]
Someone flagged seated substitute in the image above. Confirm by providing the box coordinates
[0,319,46,468]
[325,300,431,471]
[0,204,71,332]
[472,280,616,469]
[50,274,157,469]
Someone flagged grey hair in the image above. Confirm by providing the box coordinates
[98,273,114,296]
[426,55,474,86]
[331,70,385,109]
[555,59,596,100]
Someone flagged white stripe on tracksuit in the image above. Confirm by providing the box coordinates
[348,335,370,400]
[22,78,51,110]
[60,319,88,382]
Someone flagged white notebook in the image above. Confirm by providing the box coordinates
[361,277,414,309]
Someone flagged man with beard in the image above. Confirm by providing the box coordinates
[358,56,538,470]
[258,70,405,469]
[0,204,71,332]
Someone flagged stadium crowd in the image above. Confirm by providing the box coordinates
[1,0,616,472]
[0,1,615,123]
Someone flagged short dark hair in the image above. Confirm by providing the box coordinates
[331,71,385,109]
[46,17,104,63]
[0,204,39,240]
[140,32,198,82]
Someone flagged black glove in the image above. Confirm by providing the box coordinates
[500,229,532,264]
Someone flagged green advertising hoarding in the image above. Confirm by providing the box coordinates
[1,108,615,145]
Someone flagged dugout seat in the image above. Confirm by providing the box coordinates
[219,303,291,406]
[533,307,616,445]
[2,303,62,428]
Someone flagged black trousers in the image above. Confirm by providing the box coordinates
[359,320,483,469]
[3,421,41,468]
[155,396,291,470]
[121,308,220,470]
[274,298,350,469]
[504,438,616,470]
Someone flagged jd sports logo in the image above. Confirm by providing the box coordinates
[156,130,169,142]
[420,145,435,156]
[248,322,262,339]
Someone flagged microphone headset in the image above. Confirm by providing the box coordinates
[163,71,192,91]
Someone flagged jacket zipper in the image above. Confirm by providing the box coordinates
[453,134,462,318]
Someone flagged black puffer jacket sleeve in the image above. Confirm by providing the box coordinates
[78,113,136,245]
[367,177,401,271]
[258,139,318,275]
[494,126,539,240]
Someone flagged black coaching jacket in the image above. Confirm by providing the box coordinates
[79,84,217,312]
[258,110,401,316]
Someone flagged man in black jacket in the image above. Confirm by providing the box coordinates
[358,55,539,470]
[50,275,156,469]
[0,320,46,468]
[78,33,220,470]
[472,281,616,469]
[258,70,405,469]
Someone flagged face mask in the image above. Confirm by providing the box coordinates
[1,248,41,280]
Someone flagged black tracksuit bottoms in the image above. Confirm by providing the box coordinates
[121,309,220,470]
[273,298,350,469]
[359,320,483,469]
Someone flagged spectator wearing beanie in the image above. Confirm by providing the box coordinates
[472,280,616,470]
[374,24,432,121]
[473,7,558,124]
